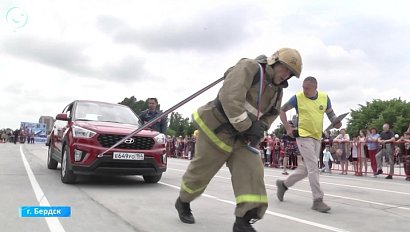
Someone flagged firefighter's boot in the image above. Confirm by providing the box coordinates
[175,197,195,224]
[233,208,258,232]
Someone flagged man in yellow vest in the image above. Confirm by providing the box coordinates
[175,48,302,232]
[276,76,342,213]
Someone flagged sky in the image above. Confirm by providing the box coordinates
[1,0,409,133]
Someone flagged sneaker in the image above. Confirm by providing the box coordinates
[233,217,257,232]
[376,170,383,175]
[405,177,410,181]
[175,197,195,224]
[312,198,331,213]
[276,180,288,202]
[385,175,393,179]
[282,171,289,175]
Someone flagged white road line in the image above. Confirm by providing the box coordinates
[168,161,410,195]
[264,172,410,196]
[264,184,410,211]
[167,168,410,211]
[262,167,410,187]
[319,181,410,196]
[159,181,349,232]
[169,158,409,184]
[19,145,65,232]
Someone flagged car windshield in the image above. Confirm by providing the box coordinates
[74,101,142,126]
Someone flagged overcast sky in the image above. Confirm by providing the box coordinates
[1,0,409,132]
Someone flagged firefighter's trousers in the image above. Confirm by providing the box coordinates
[179,131,268,219]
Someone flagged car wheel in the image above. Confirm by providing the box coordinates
[47,145,58,169]
[143,173,162,183]
[61,146,77,184]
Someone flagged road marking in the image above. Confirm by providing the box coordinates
[263,173,410,196]
[169,158,410,186]
[19,145,65,232]
[167,167,410,211]
[168,160,410,194]
[264,183,410,211]
[159,181,349,232]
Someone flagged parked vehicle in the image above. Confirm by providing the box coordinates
[47,100,167,184]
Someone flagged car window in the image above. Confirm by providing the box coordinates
[74,102,141,126]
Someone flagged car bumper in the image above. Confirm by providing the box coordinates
[70,143,166,175]
[71,155,166,175]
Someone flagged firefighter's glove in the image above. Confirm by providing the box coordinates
[243,120,267,147]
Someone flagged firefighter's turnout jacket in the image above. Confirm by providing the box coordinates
[193,56,288,153]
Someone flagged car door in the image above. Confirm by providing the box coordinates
[53,103,73,157]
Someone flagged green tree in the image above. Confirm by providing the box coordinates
[166,128,176,136]
[184,121,196,137]
[273,123,285,137]
[168,112,194,137]
[347,98,410,137]
[118,96,147,115]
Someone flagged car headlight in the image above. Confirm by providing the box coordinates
[72,125,96,138]
[154,133,166,144]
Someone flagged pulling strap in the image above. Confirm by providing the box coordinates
[256,63,265,120]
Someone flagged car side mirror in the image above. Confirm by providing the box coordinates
[56,113,69,121]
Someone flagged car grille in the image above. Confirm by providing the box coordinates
[97,134,155,150]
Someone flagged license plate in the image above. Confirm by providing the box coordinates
[113,152,144,160]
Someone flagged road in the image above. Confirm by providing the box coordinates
[1,143,409,232]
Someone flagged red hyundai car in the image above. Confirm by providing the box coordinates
[47,100,167,184]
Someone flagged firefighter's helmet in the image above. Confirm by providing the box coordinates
[267,48,302,78]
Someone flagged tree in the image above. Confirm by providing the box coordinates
[185,121,196,137]
[166,128,177,137]
[273,123,285,138]
[167,112,195,137]
[118,96,147,115]
[346,98,410,137]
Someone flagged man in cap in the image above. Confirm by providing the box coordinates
[175,48,302,231]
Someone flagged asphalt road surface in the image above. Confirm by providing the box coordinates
[1,143,409,232]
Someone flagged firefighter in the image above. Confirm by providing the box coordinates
[175,48,302,231]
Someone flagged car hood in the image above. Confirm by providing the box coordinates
[74,121,158,136]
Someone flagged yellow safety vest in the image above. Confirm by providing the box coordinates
[296,91,327,140]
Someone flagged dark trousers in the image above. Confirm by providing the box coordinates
[405,149,410,176]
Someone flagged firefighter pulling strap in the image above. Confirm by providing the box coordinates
[246,63,265,155]
[98,76,225,157]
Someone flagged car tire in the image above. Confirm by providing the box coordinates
[61,146,77,184]
[47,145,58,170]
[143,173,162,183]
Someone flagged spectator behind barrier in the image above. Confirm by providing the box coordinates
[334,129,350,175]
[398,132,410,181]
[375,123,395,179]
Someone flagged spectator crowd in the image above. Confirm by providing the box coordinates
[166,123,410,182]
